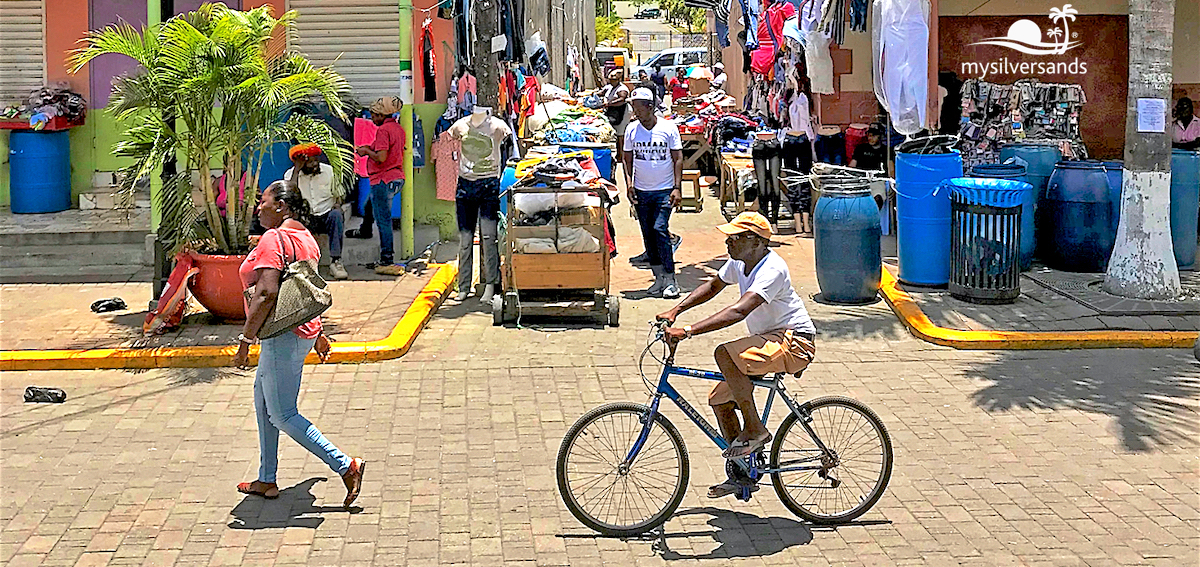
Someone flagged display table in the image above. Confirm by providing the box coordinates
[719,152,755,220]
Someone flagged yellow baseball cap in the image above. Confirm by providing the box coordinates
[717,212,772,239]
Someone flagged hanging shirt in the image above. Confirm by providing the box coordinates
[788,92,814,139]
[422,24,437,102]
[624,118,683,192]
[412,115,426,168]
[1174,116,1200,144]
[751,0,796,75]
[367,117,406,185]
[429,134,461,201]
[448,115,512,180]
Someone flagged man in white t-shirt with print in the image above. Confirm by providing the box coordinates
[623,87,684,298]
[657,212,816,498]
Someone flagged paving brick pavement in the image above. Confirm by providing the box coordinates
[2,184,1199,566]
[0,269,431,351]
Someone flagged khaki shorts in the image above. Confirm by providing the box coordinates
[709,329,816,406]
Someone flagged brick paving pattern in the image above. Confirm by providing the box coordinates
[2,178,1198,565]
[0,271,430,351]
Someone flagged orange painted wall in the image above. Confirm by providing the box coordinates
[243,0,287,54]
[45,0,92,99]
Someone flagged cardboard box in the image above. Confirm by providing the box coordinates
[688,78,710,95]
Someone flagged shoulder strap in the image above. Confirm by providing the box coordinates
[273,229,294,266]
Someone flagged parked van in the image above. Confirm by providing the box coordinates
[595,47,630,77]
[631,47,708,79]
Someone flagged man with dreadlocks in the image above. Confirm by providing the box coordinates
[286,143,348,280]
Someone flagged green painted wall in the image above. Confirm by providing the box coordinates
[412,102,456,240]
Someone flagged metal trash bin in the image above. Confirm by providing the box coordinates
[945,178,1029,304]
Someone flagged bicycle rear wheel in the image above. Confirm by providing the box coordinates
[556,402,689,536]
[769,396,893,524]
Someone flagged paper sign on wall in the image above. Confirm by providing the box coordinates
[491,35,507,53]
[1136,98,1166,133]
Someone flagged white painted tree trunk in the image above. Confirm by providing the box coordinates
[1102,0,1180,299]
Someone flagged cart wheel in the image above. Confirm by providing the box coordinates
[607,295,620,327]
[492,293,504,326]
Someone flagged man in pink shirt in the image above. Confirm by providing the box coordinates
[355,97,407,276]
[1173,97,1200,151]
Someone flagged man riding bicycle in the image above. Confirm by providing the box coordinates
[657,212,816,498]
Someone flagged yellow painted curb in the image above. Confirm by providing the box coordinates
[0,263,458,371]
[878,269,1198,350]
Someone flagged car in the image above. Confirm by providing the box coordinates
[594,47,630,77]
[631,47,708,80]
[634,7,660,18]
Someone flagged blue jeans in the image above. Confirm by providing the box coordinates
[310,208,344,260]
[254,332,350,484]
[634,188,676,274]
[456,177,501,289]
[370,179,405,264]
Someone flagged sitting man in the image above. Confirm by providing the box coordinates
[657,212,816,498]
[285,143,348,279]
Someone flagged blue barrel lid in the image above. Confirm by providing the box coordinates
[942,177,1029,208]
[1102,160,1123,170]
[1054,160,1106,170]
[971,163,1027,177]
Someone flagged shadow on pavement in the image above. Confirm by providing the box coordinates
[968,349,1200,452]
[228,477,359,530]
[652,507,813,560]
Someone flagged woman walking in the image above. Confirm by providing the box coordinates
[233,181,365,508]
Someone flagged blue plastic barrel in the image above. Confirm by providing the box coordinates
[999,144,1061,194]
[559,142,615,182]
[1044,161,1114,272]
[971,163,1035,270]
[9,130,72,214]
[1171,149,1200,270]
[355,175,403,218]
[895,151,963,285]
[814,186,882,304]
[1102,160,1123,240]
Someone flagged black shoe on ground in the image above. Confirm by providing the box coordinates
[629,252,650,266]
[346,227,372,239]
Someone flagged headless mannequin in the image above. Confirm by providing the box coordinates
[450,105,506,304]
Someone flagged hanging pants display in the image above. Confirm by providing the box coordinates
[456,177,501,292]
[752,138,783,225]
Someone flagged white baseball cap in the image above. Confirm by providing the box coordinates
[714,62,724,69]
[630,87,655,102]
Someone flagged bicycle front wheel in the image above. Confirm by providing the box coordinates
[555,402,689,537]
[769,396,893,524]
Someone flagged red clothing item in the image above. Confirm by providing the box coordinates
[368,117,406,185]
[752,0,796,75]
[669,77,689,100]
[239,226,323,339]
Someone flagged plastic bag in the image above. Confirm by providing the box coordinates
[804,31,835,95]
[872,0,929,135]
[514,193,588,215]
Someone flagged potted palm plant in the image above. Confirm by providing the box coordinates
[69,2,353,319]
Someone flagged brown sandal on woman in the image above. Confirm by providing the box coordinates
[237,480,280,499]
[341,458,366,508]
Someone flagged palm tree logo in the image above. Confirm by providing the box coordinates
[1048,4,1078,54]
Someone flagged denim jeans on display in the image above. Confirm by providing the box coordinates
[370,179,405,264]
[456,177,501,291]
[781,134,813,174]
[815,132,846,165]
[634,188,676,274]
[254,332,351,484]
[752,138,783,225]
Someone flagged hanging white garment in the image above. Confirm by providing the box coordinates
[804,31,835,95]
[872,0,929,135]
[799,0,824,36]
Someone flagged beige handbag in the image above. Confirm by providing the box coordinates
[248,230,333,339]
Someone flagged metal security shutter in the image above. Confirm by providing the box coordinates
[288,0,401,106]
[0,0,46,104]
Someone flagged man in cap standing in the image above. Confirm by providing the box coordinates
[623,87,683,298]
[355,97,406,276]
[657,212,816,496]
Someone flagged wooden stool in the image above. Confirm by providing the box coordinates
[677,170,704,212]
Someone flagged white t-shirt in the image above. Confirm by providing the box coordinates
[718,251,816,336]
[623,118,683,192]
[788,93,815,140]
[284,163,336,217]
[448,115,512,180]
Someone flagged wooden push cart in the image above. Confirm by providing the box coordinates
[493,182,619,326]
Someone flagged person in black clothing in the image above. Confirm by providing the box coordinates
[849,124,886,173]
[650,65,666,102]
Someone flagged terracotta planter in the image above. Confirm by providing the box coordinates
[187,251,248,321]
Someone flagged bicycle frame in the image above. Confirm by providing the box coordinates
[623,357,836,477]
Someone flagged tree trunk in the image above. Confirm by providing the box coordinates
[472,0,502,110]
[1102,0,1180,299]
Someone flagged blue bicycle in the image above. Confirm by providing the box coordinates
[556,322,893,536]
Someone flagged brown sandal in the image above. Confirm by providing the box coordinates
[237,481,279,499]
[341,458,365,508]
